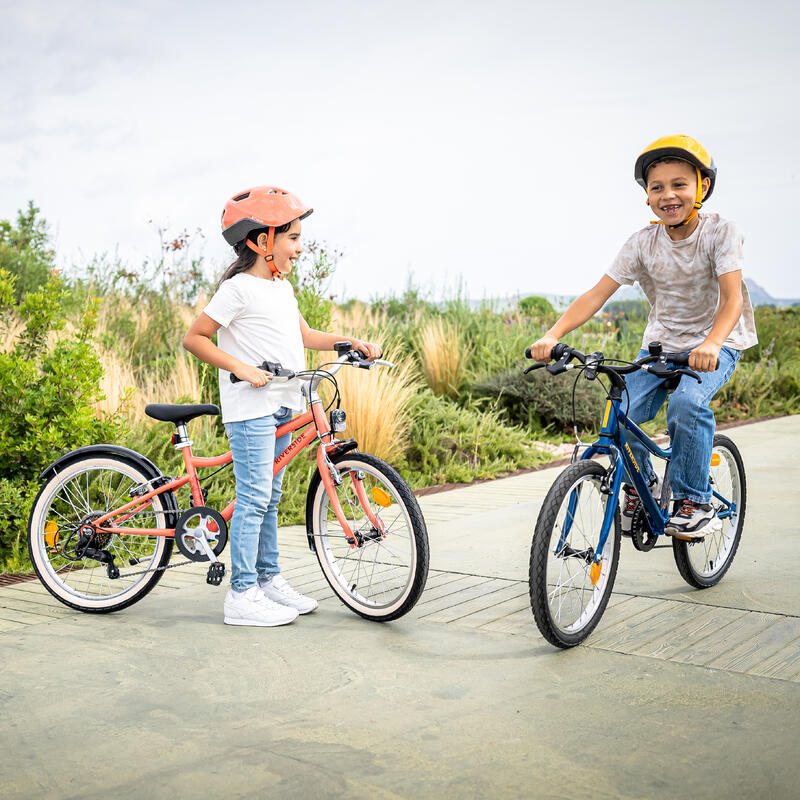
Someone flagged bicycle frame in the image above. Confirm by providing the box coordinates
[563,394,736,567]
[89,395,374,546]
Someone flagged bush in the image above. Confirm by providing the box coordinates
[403,389,549,485]
[742,306,800,366]
[0,270,121,571]
[471,363,609,433]
[0,203,55,302]
[519,295,555,317]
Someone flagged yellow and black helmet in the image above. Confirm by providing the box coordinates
[634,134,717,201]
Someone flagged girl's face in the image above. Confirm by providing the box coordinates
[261,218,303,276]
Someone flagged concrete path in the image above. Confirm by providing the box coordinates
[1,416,799,798]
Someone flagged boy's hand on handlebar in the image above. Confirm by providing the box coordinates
[352,339,383,361]
[233,364,273,387]
[529,334,560,362]
[688,341,721,373]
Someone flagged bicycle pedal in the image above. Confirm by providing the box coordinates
[206,562,225,586]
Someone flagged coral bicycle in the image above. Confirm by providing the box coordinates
[525,342,746,648]
[27,343,429,621]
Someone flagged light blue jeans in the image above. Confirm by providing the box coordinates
[623,347,740,503]
[224,407,292,592]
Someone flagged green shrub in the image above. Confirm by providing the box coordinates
[519,294,555,317]
[402,389,549,485]
[742,306,800,366]
[0,203,55,301]
[471,363,609,433]
[0,270,120,571]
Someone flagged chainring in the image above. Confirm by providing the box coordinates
[174,507,228,562]
[630,504,658,552]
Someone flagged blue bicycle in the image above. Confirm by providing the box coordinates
[525,342,746,648]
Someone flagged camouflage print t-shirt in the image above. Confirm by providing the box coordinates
[606,213,758,353]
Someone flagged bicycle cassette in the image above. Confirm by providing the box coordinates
[630,504,658,552]
[174,507,228,562]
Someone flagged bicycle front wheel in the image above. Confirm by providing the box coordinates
[672,434,746,588]
[307,452,429,621]
[529,460,621,648]
[27,454,174,613]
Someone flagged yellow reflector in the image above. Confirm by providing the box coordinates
[710,453,721,466]
[590,562,602,586]
[371,487,392,507]
[44,521,59,548]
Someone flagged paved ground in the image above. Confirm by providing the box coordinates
[1,416,799,798]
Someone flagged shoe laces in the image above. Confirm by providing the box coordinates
[675,499,699,517]
[270,575,302,599]
[623,487,640,515]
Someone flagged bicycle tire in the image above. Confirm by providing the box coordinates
[529,460,621,648]
[672,434,746,588]
[306,452,429,621]
[27,453,175,613]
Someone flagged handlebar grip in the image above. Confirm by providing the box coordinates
[664,353,720,370]
[229,361,281,384]
[525,347,533,359]
[551,343,569,360]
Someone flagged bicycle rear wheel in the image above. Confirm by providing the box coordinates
[28,454,174,613]
[529,460,621,648]
[307,452,429,621]
[672,434,746,588]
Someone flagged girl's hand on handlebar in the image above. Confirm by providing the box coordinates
[233,364,273,387]
[689,341,721,373]
[352,339,383,361]
[529,334,559,362]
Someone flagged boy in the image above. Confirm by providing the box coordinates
[529,135,757,538]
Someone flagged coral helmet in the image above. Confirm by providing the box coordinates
[634,135,717,229]
[221,186,313,278]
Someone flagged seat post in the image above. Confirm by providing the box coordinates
[174,422,193,449]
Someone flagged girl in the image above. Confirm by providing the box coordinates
[184,186,382,627]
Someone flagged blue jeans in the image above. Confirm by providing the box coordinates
[623,347,740,503]
[224,407,292,592]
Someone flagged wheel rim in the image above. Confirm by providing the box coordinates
[316,463,416,611]
[545,474,615,635]
[31,462,168,602]
[682,445,742,578]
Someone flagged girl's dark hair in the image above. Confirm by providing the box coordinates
[217,222,293,287]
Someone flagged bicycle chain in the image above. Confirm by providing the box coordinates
[116,557,195,579]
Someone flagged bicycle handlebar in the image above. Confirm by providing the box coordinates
[229,350,394,385]
[524,341,717,384]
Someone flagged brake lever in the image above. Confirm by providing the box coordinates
[675,367,702,383]
[524,362,547,375]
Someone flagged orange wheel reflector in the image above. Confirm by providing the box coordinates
[590,562,602,586]
[371,487,392,507]
[710,453,721,466]
[44,521,59,548]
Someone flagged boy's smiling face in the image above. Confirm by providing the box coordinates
[646,160,710,227]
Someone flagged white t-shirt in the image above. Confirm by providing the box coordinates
[606,213,758,352]
[203,273,305,423]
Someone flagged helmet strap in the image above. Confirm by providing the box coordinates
[244,227,283,279]
[648,167,704,229]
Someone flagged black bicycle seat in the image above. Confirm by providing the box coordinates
[145,404,220,425]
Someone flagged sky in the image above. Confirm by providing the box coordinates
[1,0,798,302]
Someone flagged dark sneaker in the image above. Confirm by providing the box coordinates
[665,499,720,538]
[620,477,661,535]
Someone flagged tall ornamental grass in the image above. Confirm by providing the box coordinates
[418,317,469,397]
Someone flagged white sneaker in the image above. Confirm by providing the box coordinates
[259,574,319,615]
[223,586,298,627]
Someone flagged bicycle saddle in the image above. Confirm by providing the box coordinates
[145,403,220,424]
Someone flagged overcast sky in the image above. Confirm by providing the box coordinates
[1,0,798,301]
